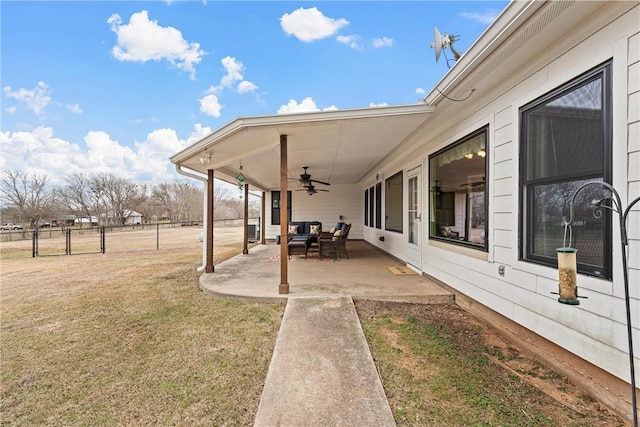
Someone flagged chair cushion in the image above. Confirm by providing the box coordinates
[288,225,299,234]
[310,224,321,235]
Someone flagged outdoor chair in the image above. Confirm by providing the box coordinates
[320,223,351,260]
[335,223,351,259]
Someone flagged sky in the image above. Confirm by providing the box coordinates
[1,1,508,187]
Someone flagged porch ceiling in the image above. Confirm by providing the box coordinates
[171,104,433,191]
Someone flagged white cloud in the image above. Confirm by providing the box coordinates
[2,81,52,115]
[108,10,205,79]
[198,56,258,117]
[5,106,17,114]
[336,35,363,51]
[237,80,258,94]
[416,87,426,95]
[199,94,223,117]
[460,9,501,25]
[369,102,388,108]
[277,97,338,114]
[280,7,349,42]
[372,37,393,48]
[66,104,83,114]
[0,124,208,184]
[219,56,244,89]
[278,97,320,114]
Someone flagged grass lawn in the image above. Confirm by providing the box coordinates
[1,227,285,426]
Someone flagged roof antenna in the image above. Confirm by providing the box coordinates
[430,27,462,67]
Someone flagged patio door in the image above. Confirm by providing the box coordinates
[407,166,422,270]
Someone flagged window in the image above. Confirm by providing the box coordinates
[385,172,403,233]
[520,61,612,279]
[369,187,375,229]
[364,189,369,226]
[429,126,488,249]
[271,191,291,225]
[375,182,382,229]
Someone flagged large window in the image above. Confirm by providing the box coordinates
[429,126,488,250]
[385,171,403,233]
[271,191,291,225]
[520,61,612,279]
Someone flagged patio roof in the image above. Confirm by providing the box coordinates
[170,103,434,191]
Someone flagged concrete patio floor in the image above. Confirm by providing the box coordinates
[199,240,454,304]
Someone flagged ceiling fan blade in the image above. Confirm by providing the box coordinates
[309,179,330,186]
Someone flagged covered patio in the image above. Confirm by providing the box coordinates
[199,240,453,304]
[171,103,435,294]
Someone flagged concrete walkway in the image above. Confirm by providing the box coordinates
[254,296,396,427]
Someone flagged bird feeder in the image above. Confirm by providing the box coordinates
[556,247,579,305]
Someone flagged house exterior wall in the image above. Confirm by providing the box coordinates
[265,183,364,240]
[364,3,639,387]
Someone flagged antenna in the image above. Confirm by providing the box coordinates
[430,26,462,63]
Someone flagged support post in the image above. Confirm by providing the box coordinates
[205,169,215,273]
[279,134,289,294]
[243,183,249,254]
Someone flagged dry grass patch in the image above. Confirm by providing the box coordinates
[1,227,284,426]
[356,300,626,427]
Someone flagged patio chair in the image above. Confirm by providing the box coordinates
[319,223,351,260]
[323,223,351,260]
[336,223,352,259]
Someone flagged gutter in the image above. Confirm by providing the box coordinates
[175,164,209,272]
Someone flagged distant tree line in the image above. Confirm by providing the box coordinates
[0,169,260,229]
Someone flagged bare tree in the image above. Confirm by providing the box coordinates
[151,182,203,223]
[92,173,142,225]
[60,173,97,228]
[0,169,54,228]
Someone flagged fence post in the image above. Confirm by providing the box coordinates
[66,229,71,255]
[156,223,159,250]
[32,230,38,257]
[100,226,105,253]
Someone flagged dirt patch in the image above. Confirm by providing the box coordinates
[356,300,628,426]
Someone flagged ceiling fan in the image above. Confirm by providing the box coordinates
[460,178,485,191]
[296,183,329,196]
[296,166,330,187]
[292,166,330,195]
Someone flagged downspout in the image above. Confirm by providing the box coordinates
[175,164,209,272]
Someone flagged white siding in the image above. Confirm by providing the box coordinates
[365,3,639,385]
[265,184,363,240]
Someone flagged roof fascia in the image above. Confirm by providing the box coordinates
[170,103,433,164]
[424,1,544,106]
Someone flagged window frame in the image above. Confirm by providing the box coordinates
[270,190,292,225]
[519,60,613,279]
[384,171,403,233]
[428,126,489,251]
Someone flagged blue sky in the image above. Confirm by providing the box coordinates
[1,1,508,185]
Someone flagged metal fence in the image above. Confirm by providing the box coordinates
[0,219,259,258]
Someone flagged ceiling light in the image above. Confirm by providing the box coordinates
[199,152,212,165]
[464,153,473,159]
[477,150,486,158]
